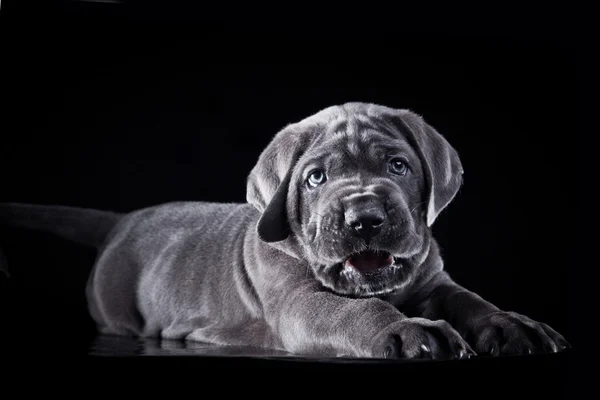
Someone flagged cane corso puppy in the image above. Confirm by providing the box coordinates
[0,102,569,359]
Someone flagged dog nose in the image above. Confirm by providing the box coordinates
[345,208,386,244]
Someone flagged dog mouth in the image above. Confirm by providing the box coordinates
[315,249,409,297]
[342,250,395,274]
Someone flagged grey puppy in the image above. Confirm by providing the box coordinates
[0,102,569,359]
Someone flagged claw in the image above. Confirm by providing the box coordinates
[489,343,499,356]
[383,346,394,359]
[557,341,570,352]
[420,344,431,353]
[455,349,466,359]
[560,339,572,349]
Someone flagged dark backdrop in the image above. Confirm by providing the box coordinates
[0,1,590,396]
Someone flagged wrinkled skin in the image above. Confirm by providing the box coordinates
[295,127,428,297]
[0,102,570,360]
[250,102,569,358]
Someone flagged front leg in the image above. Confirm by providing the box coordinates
[263,279,475,360]
[403,271,571,356]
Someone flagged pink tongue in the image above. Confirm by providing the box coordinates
[345,251,393,272]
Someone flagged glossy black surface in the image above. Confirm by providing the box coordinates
[84,334,566,361]
[0,329,575,397]
[88,334,297,358]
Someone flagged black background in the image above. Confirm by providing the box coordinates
[0,1,593,397]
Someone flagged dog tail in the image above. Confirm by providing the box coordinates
[0,203,123,249]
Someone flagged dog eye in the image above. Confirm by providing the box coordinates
[307,170,326,188]
[389,158,409,176]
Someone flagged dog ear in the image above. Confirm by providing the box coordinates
[380,108,464,227]
[246,123,321,243]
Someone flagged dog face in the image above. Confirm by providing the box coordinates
[293,124,428,296]
[247,103,463,297]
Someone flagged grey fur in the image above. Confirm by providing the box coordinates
[0,102,569,359]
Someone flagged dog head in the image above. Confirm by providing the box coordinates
[246,103,463,297]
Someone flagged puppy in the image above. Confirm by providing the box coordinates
[0,102,569,359]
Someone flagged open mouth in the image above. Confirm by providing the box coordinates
[343,250,394,274]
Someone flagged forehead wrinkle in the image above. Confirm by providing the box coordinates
[298,140,355,180]
[359,125,398,142]
[302,128,414,172]
[361,130,414,154]
[354,113,381,131]
[328,133,363,168]
[300,116,419,175]
[311,112,390,150]
[326,117,348,135]
[308,130,353,158]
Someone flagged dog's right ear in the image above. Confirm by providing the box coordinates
[382,108,464,227]
[246,123,322,243]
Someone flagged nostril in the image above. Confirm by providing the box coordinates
[348,215,385,233]
[371,217,384,228]
[344,206,387,237]
[350,221,363,231]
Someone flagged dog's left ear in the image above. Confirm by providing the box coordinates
[246,122,321,243]
[378,108,464,227]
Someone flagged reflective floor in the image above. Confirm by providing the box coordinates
[0,328,575,399]
[85,333,572,363]
[88,334,297,358]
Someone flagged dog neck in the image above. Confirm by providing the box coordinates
[262,234,305,260]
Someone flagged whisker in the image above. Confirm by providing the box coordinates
[408,201,428,216]
[295,254,312,281]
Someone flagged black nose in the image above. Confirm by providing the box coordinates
[345,208,386,244]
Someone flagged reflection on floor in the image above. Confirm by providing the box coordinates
[88,334,297,358]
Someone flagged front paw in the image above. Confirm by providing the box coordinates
[372,317,476,360]
[466,311,571,356]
